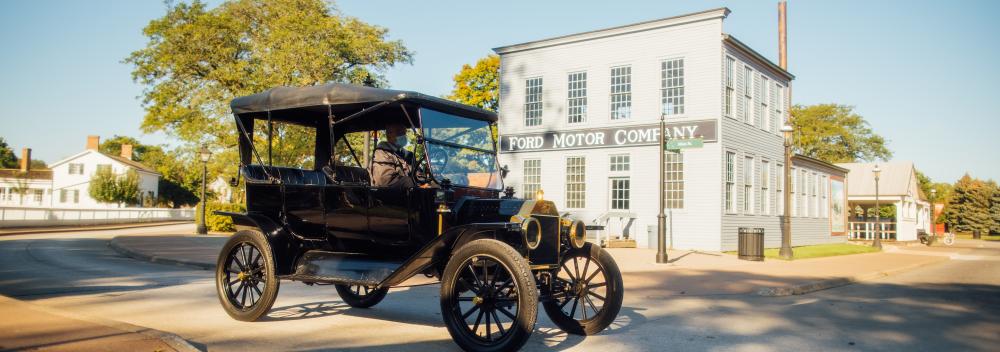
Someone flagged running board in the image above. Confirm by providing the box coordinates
[285,251,402,287]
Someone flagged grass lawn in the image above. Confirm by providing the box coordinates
[726,243,880,260]
[954,232,1000,241]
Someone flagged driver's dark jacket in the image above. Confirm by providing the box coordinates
[372,141,415,188]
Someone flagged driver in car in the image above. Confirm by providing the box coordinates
[372,123,417,188]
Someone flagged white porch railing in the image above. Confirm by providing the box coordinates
[0,206,194,228]
[589,212,638,246]
[848,221,897,240]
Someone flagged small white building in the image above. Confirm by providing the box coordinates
[837,162,932,242]
[494,8,849,251]
[2,136,161,208]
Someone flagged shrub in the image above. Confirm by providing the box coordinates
[195,201,246,232]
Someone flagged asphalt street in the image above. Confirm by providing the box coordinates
[0,224,997,351]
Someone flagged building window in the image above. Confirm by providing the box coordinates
[522,159,541,198]
[610,66,631,120]
[760,76,770,131]
[524,77,543,126]
[812,172,819,218]
[566,156,586,208]
[800,169,808,217]
[0,188,7,201]
[59,189,67,203]
[96,164,112,173]
[68,163,84,175]
[32,189,43,202]
[742,66,753,124]
[661,58,684,116]
[72,189,80,203]
[725,151,736,213]
[775,83,784,129]
[753,73,762,127]
[790,167,797,216]
[743,155,754,213]
[610,177,630,210]
[821,175,828,217]
[665,151,684,208]
[761,160,770,215]
[609,154,630,172]
[724,56,735,118]
[567,72,587,123]
[776,163,784,215]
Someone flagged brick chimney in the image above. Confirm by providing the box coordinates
[19,148,31,172]
[120,144,133,160]
[86,135,100,151]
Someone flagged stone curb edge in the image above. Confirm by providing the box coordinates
[0,295,202,352]
[0,221,190,236]
[755,259,947,297]
[109,237,215,270]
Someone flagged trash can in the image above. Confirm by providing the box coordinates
[973,230,981,239]
[738,227,765,261]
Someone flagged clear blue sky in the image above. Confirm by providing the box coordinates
[1,0,997,183]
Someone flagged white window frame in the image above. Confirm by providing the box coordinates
[664,151,684,209]
[753,73,762,127]
[776,163,784,215]
[821,175,828,218]
[724,56,735,118]
[68,163,84,175]
[761,160,770,215]
[567,71,587,124]
[610,65,632,120]
[760,76,770,132]
[565,156,586,209]
[522,159,541,198]
[725,151,736,213]
[775,83,785,131]
[661,58,684,116]
[743,155,754,214]
[524,77,543,127]
[743,66,754,124]
[790,167,797,217]
[609,154,630,172]
[609,176,630,210]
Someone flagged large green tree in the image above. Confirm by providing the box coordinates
[790,104,892,163]
[447,54,499,112]
[126,0,412,168]
[915,169,953,203]
[941,174,992,234]
[0,137,19,169]
[988,181,1000,235]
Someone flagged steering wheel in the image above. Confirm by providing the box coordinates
[428,149,450,172]
[414,160,433,185]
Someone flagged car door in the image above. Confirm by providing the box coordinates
[368,186,410,244]
[279,168,327,239]
[324,179,370,241]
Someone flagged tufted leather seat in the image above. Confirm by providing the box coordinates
[242,165,326,186]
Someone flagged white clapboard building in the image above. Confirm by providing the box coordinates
[494,8,848,251]
[44,136,160,208]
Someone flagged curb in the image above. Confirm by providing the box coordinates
[0,221,190,236]
[0,295,202,352]
[109,237,215,270]
[755,259,946,297]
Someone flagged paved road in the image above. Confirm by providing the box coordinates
[1,224,997,351]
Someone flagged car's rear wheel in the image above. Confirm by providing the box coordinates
[440,239,537,352]
[543,242,623,335]
[215,230,280,321]
[335,284,388,308]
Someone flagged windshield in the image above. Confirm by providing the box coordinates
[420,108,502,189]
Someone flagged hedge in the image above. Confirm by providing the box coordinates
[194,201,246,232]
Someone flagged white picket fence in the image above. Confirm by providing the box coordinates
[0,206,194,228]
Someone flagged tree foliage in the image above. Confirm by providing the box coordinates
[126,0,413,169]
[790,104,892,163]
[941,174,993,234]
[447,54,499,112]
[89,168,140,207]
[915,169,952,203]
[0,137,17,169]
[99,135,199,208]
[989,181,1000,235]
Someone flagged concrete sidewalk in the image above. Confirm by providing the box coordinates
[0,295,198,352]
[109,234,953,297]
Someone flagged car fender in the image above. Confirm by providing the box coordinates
[214,211,297,275]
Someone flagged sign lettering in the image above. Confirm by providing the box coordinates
[500,120,717,153]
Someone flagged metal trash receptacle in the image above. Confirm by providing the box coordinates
[738,227,765,261]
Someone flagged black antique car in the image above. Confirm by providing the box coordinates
[214,83,623,351]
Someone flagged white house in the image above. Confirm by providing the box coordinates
[494,7,849,251]
[837,162,932,242]
[44,136,160,208]
[0,148,53,207]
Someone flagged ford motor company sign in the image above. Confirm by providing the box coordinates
[499,120,717,153]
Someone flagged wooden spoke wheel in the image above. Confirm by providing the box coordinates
[215,230,279,321]
[543,243,623,335]
[441,239,537,352]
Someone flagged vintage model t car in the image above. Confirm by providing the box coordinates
[214,83,623,351]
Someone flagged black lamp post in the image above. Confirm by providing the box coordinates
[779,124,794,259]
[656,114,668,263]
[196,144,211,235]
[872,164,882,249]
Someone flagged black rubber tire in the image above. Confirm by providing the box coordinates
[215,230,280,322]
[543,242,623,335]
[440,239,537,352]
[335,284,389,308]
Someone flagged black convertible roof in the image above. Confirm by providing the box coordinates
[230,83,497,123]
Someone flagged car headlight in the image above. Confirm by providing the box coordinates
[520,217,542,250]
[568,219,587,249]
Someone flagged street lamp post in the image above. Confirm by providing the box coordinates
[197,144,211,235]
[656,114,669,263]
[779,124,794,259]
[872,164,882,249]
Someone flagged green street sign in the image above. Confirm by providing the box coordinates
[665,138,704,150]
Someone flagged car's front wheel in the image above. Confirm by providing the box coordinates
[440,239,537,352]
[542,242,623,335]
[215,230,280,321]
